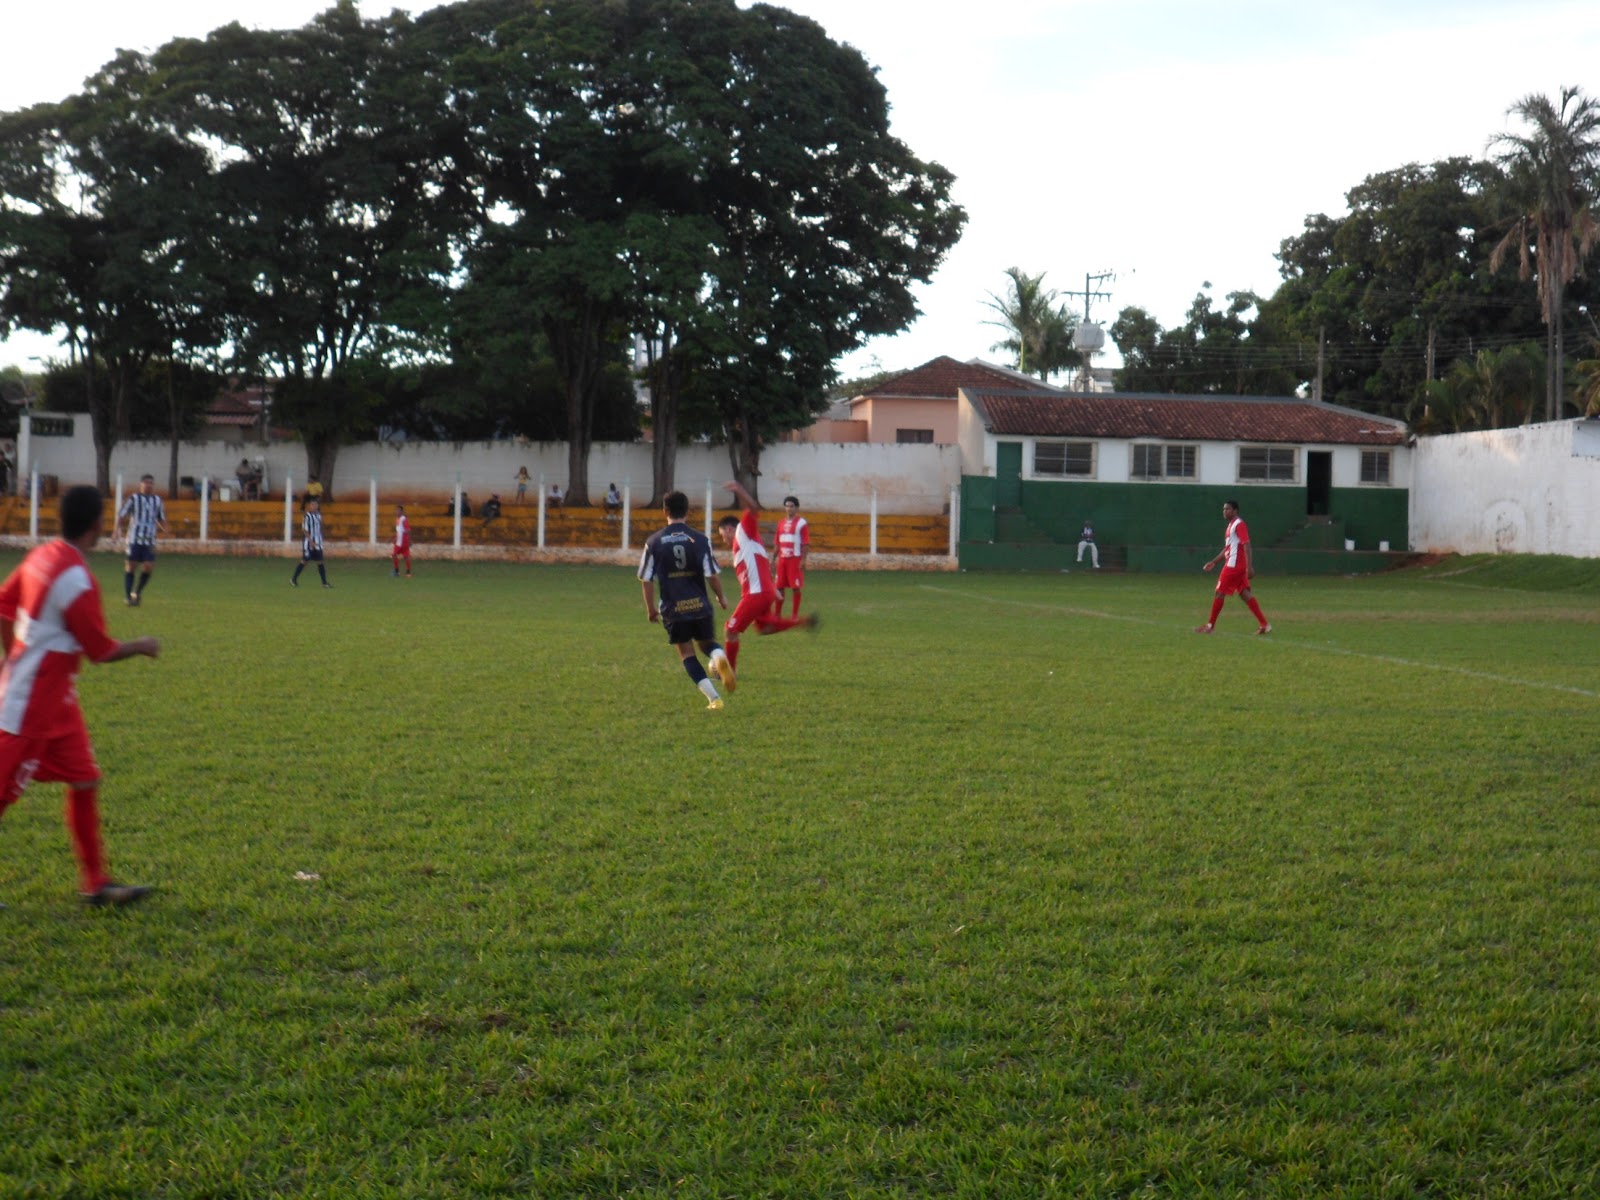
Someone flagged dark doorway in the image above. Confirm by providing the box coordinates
[1306,451,1332,516]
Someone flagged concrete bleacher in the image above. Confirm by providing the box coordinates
[0,495,952,558]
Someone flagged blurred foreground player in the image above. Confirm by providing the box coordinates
[0,486,161,906]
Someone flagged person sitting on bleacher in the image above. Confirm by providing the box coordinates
[547,483,564,510]
[480,494,502,524]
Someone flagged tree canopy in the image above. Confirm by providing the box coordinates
[0,0,964,496]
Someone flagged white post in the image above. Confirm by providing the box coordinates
[368,477,378,546]
[28,471,39,540]
[284,475,294,542]
[452,479,462,549]
[536,474,547,549]
[704,479,715,541]
[621,479,630,550]
[114,473,124,525]
[200,475,210,543]
[949,485,960,557]
[17,411,32,499]
[869,487,879,557]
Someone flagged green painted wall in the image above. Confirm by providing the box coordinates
[959,477,1410,572]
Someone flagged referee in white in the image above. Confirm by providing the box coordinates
[115,474,167,607]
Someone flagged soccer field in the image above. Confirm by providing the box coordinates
[3,552,1598,1197]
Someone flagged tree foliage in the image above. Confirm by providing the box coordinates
[0,0,962,498]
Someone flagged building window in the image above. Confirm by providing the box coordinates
[896,428,934,444]
[1131,443,1197,480]
[1238,446,1297,482]
[1360,449,1392,484]
[29,416,75,437]
[1034,440,1095,477]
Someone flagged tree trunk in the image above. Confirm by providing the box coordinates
[646,329,680,506]
[723,404,762,502]
[307,439,340,499]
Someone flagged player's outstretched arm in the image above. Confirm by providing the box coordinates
[97,636,161,664]
[722,480,758,511]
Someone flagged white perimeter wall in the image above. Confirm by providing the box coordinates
[16,420,961,515]
[1411,420,1600,556]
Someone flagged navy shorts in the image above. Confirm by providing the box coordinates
[126,543,156,564]
[301,547,325,563]
[664,615,715,645]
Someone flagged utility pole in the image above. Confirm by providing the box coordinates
[1075,270,1116,391]
[1313,325,1326,403]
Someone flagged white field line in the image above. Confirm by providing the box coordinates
[918,584,1600,700]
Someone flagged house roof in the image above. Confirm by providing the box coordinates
[206,389,266,427]
[851,356,1058,405]
[965,389,1409,447]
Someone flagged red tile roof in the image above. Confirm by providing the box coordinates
[967,390,1408,447]
[854,356,1057,403]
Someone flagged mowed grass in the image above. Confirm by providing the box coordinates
[2,550,1598,1198]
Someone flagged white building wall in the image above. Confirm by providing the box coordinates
[15,418,960,515]
[1411,420,1600,557]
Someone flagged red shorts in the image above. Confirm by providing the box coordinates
[775,558,804,590]
[394,541,411,554]
[726,591,776,635]
[0,721,100,806]
[1215,567,1250,596]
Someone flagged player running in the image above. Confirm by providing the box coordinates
[717,480,818,673]
[115,473,167,607]
[0,485,162,906]
[772,494,810,618]
[1196,498,1271,635]
[639,490,734,710]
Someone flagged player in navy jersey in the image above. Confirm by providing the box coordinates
[291,498,332,588]
[638,490,734,709]
[115,474,167,606]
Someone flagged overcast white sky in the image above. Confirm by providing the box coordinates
[4,0,1600,378]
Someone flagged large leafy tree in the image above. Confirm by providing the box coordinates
[1260,158,1549,417]
[0,51,219,488]
[148,1,469,491]
[679,1,964,493]
[1488,87,1600,420]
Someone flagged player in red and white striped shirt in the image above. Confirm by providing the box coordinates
[0,486,161,906]
[1196,499,1271,635]
[716,481,818,673]
[772,495,810,618]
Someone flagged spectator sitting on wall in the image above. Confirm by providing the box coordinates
[480,494,502,523]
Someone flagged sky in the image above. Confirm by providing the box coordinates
[4,0,1600,380]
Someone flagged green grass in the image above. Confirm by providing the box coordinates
[3,550,1598,1197]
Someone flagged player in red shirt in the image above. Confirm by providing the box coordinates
[772,494,810,618]
[392,503,413,577]
[716,481,818,671]
[0,486,162,906]
[1196,498,1272,635]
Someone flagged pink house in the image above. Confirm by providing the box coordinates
[838,356,1058,444]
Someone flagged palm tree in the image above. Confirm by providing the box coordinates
[1488,88,1600,421]
[1574,356,1600,414]
[982,267,1080,381]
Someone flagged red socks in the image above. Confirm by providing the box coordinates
[65,785,107,893]
[1207,596,1225,626]
[1245,597,1268,625]
[726,640,741,669]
